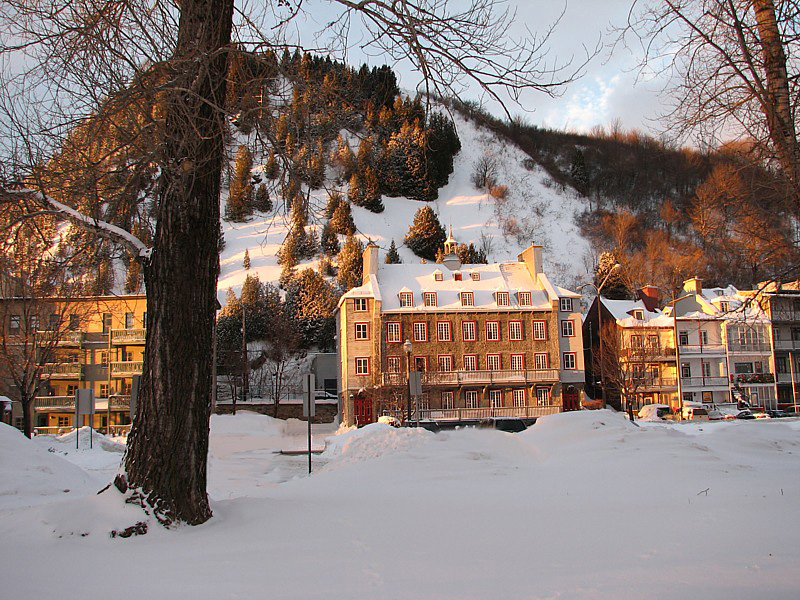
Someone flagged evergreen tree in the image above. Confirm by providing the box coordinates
[337,234,364,290]
[225,145,254,222]
[361,166,384,212]
[320,221,340,256]
[384,239,401,264]
[264,149,278,180]
[324,190,343,219]
[594,251,629,299]
[569,149,589,188]
[243,248,250,270]
[347,172,364,207]
[404,205,446,261]
[253,183,272,212]
[330,199,356,235]
[285,268,340,349]
[220,288,241,318]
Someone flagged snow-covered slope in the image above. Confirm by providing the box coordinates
[217,111,590,304]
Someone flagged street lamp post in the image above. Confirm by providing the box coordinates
[403,339,413,425]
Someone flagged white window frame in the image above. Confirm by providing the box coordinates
[462,321,477,341]
[486,354,501,370]
[460,292,474,307]
[465,390,479,409]
[518,292,532,306]
[387,356,401,373]
[470,272,480,281]
[437,321,452,342]
[386,322,401,343]
[354,298,368,312]
[561,320,574,337]
[423,292,438,307]
[413,322,428,342]
[509,321,523,341]
[489,390,503,408]
[496,292,510,306]
[399,292,414,307]
[534,353,549,370]
[559,297,573,312]
[510,354,525,371]
[536,388,550,406]
[486,321,500,341]
[441,391,455,409]
[354,322,369,340]
[563,352,576,370]
[438,355,453,372]
[355,357,370,375]
[512,389,526,407]
[533,320,547,340]
[463,355,478,371]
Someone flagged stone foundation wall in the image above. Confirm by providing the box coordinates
[214,402,338,424]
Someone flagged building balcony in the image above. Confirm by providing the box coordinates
[34,396,75,410]
[681,376,730,388]
[110,361,143,376]
[770,309,800,322]
[382,369,560,387]
[417,405,561,422]
[774,340,800,351]
[730,373,775,385]
[36,330,84,346]
[110,328,146,345]
[626,377,677,390]
[41,363,82,378]
[678,344,726,355]
[777,373,797,384]
[622,347,676,360]
[727,342,772,354]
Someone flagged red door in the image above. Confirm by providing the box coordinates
[563,389,580,412]
[354,397,374,425]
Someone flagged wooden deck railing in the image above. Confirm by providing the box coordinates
[110,328,146,344]
[110,361,143,375]
[416,405,561,421]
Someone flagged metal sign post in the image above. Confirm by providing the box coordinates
[74,389,95,449]
[302,373,315,474]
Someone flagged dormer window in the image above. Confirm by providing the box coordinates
[518,291,531,306]
[434,271,443,282]
[632,310,644,321]
[454,272,463,281]
[399,292,414,307]
[423,292,438,307]
[496,292,510,306]
[461,291,474,307]
[559,298,573,312]
[353,298,368,312]
[470,272,480,281]
[719,301,729,312]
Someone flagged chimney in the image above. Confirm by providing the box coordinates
[638,285,660,312]
[362,242,379,284]
[517,244,543,280]
[683,277,703,295]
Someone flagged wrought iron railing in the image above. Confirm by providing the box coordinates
[382,369,560,387]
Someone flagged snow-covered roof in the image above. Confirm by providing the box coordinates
[339,259,576,313]
[600,298,672,327]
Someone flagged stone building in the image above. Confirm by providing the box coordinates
[336,242,585,426]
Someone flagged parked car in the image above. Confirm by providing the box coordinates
[735,410,756,420]
[638,404,673,421]
[681,406,710,421]
[767,409,788,418]
[784,405,800,417]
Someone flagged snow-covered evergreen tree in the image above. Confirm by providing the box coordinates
[330,199,356,235]
[385,239,401,264]
[337,234,363,290]
[225,145,254,222]
[404,205,446,261]
[320,221,340,256]
[253,183,272,212]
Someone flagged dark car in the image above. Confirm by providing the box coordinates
[736,410,756,420]
[784,405,800,417]
[767,409,789,418]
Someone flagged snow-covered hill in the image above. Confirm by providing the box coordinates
[217,111,591,304]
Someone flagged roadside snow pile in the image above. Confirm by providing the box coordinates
[37,426,126,454]
[322,423,433,466]
[0,423,102,509]
[519,409,639,455]
[210,411,286,436]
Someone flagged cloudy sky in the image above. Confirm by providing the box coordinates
[298,0,670,135]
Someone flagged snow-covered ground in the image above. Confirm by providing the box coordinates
[217,110,591,304]
[2,411,799,599]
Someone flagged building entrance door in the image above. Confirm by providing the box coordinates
[563,387,580,411]
[354,396,374,426]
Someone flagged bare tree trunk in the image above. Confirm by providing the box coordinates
[120,0,233,526]
[752,0,800,200]
[21,395,33,438]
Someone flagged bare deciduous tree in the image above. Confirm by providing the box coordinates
[1,0,590,526]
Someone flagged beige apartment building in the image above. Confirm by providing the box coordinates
[336,242,586,426]
[1,294,146,433]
